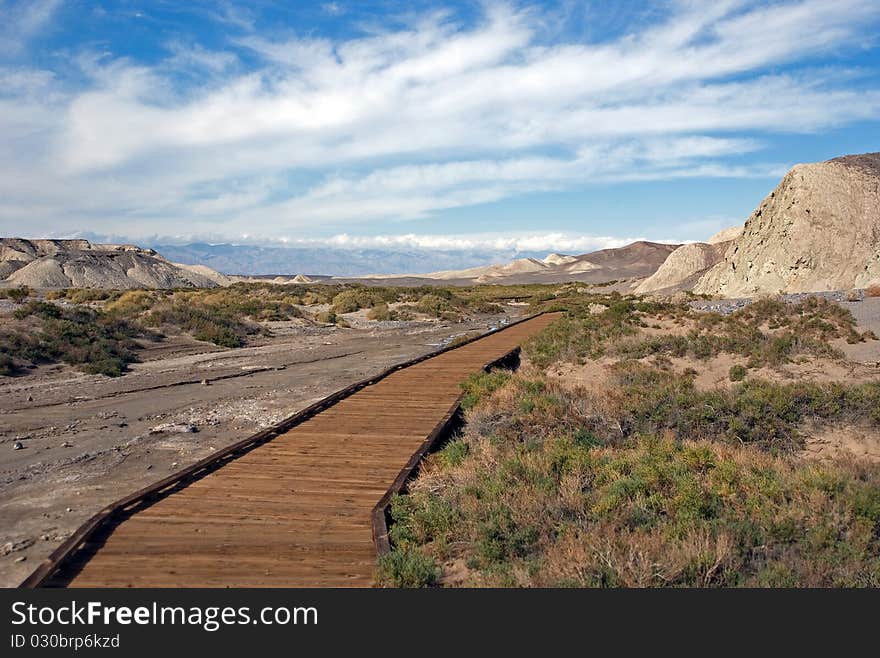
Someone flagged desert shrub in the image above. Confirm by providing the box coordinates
[300,291,327,305]
[141,302,251,348]
[866,285,880,298]
[523,300,646,367]
[104,290,160,317]
[460,370,513,410]
[314,310,337,325]
[376,548,439,588]
[466,299,503,314]
[63,288,114,304]
[6,286,29,304]
[608,363,880,450]
[445,332,480,349]
[729,364,748,382]
[463,365,880,453]
[367,303,396,321]
[387,417,880,586]
[417,294,454,317]
[330,287,398,314]
[331,289,370,313]
[2,301,142,376]
[438,439,470,468]
[0,353,15,376]
[614,296,867,368]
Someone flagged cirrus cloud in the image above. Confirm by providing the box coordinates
[0,0,879,245]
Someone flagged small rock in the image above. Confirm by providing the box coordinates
[14,556,26,563]
[26,395,33,402]
[61,441,73,448]
[118,421,128,428]
[170,462,178,468]
[146,464,153,470]
[201,379,210,386]
[65,507,72,512]
[13,441,24,450]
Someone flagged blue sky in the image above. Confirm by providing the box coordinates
[2,0,880,256]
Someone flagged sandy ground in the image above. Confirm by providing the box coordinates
[0,312,516,587]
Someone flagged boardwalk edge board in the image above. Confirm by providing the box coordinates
[20,312,551,588]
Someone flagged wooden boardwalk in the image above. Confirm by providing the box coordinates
[35,313,559,587]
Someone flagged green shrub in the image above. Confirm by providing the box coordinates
[729,364,748,382]
[460,371,512,410]
[66,288,114,304]
[331,287,398,314]
[143,302,251,348]
[2,301,142,376]
[7,286,29,304]
[376,548,439,588]
[388,424,880,587]
[0,353,15,376]
[332,289,370,314]
[367,303,396,321]
[315,310,337,324]
[104,290,160,317]
[438,439,470,468]
[417,294,454,317]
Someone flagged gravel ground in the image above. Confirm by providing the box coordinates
[689,289,867,315]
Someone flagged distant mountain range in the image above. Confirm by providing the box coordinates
[151,243,555,277]
[358,241,680,285]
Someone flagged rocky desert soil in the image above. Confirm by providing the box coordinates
[0,312,515,587]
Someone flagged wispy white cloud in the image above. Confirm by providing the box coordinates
[0,0,879,242]
[0,0,61,55]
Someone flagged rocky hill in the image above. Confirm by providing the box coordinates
[0,239,230,289]
[694,153,880,296]
[634,241,730,294]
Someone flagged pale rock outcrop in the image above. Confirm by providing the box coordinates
[634,242,729,294]
[543,253,577,266]
[694,153,880,296]
[0,238,229,289]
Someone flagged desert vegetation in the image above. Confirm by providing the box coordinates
[0,300,143,376]
[0,281,540,377]
[378,291,880,587]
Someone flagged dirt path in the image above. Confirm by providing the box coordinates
[0,315,513,587]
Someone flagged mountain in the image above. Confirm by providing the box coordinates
[543,253,578,266]
[360,241,680,285]
[414,257,553,281]
[0,239,229,289]
[694,153,880,296]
